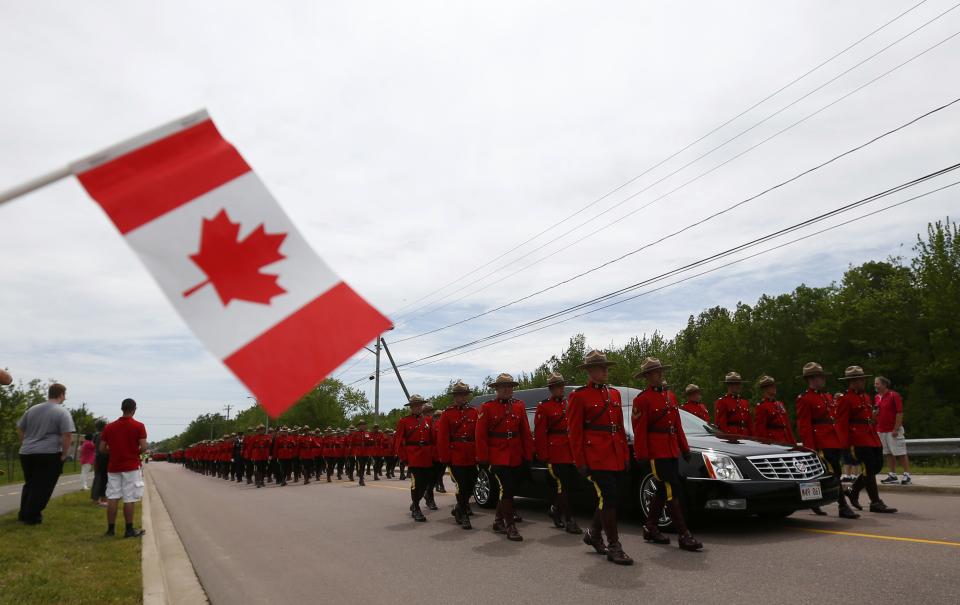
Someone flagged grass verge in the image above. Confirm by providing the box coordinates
[0,490,142,605]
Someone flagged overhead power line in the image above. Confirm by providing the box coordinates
[389,96,960,344]
[377,162,960,372]
[388,0,939,322]
[395,12,960,327]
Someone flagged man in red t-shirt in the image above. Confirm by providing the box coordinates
[99,398,148,538]
[874,376,911,485]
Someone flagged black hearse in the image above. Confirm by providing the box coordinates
[471,386,839,527]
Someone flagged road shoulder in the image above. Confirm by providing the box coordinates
[142,465,208,605]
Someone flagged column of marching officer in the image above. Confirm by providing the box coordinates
[172,348,898,568]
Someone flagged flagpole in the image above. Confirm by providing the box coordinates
[0,165,72,206]
[0,108,208,207]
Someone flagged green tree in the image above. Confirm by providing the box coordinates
[0,379,46,478]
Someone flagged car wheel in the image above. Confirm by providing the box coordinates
[474,467,499,509]
[638,472,673,529]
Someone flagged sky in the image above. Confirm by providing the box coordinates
[1,1,958,440]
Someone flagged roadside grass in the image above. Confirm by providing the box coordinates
[908,465,960,475]
[0,490,141,605]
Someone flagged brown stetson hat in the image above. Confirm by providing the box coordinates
[578,350,617,369]
[405,394,428,407]
[633,357,670,378]
[723,371,743,384]
[757,375,776,388]
[684,384,701,396]
[489,373,519,387]
[838,365,873,381]
[450,380,471,394]
[798,362,826,379]
[546,372,566,387]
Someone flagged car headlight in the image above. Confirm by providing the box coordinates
[702,451,744,480]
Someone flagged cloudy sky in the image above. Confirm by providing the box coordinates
[2,1,958,439]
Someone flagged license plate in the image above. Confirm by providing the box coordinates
[799,482,822,501]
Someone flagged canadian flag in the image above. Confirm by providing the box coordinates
[71,111,391,416]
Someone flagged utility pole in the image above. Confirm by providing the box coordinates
[223,404,233,421]
[381,337,410,401]
[374,338,381,417]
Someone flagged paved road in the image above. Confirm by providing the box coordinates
[148,464,960,605]
[0,475,86,515]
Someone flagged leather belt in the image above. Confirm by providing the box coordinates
[585,424,620,433]
[728,421,749,427]
[488,431,516,439]
[813,419,835,425]
[405,440,430,446]
[547,429,568,435]
[849,419,874,425]
[766,424,787,429]
[649,426,676,434]
[452,436,475,442]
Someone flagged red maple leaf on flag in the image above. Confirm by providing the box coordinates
[182,209,288,306]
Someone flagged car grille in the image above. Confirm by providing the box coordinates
[746,452,824,480]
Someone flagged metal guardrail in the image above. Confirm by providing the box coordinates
[905,438,960,456]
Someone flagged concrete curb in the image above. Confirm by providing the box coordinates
[142,466,209,605]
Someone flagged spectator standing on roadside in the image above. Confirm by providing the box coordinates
[91,419,109,506]
[16,383,75,525]
[875,377,911,485]
[100,398,148,537]
[80,434,96,490]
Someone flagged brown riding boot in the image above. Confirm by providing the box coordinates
[583,509,606,554]
[601,508,633,565]
[670,499,703,551]
[643,493,670,544]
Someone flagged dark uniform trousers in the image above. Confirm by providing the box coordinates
[373,456,384,477]
[254,460,269,485]
[648,458,681,504]
[409,466,433,504]
[301,457,315,481]
[433,461,446,491]
[449,464,478,510]
[356,456,370,478]
[820,448,855,509]
[851,446,884,502]
[232,456,245,481]
[547,463,579,497]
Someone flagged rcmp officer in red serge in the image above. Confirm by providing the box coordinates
[475,373,533,542]
[436,380,479,530]
[633,357,703,552]
[714,372,751,435]
[680,384,710,422]
[838,366,897,514]
[534,372,582,534]
[395,394,435,522]
[753,375,796,444]
[796,362,860,519]
[567,350,632,565]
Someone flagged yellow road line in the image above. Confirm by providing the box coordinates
[795,527,960,547]
[342,482,454,496]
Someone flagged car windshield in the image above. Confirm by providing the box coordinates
[678,409,714,435]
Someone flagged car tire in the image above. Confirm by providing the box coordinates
[474,466,499,509]
[638,472,674,530]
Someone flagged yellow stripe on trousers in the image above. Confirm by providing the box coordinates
[494,470,504,499]
[547,463,562,494]
[650,459,672,501]
[587,475,603,510]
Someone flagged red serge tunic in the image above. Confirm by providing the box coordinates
[248,434,271,461]
[274,434,298,460]
[680,401,710,423]
[753,398,796,444]
[475,398,533,467]
[796,389,848,450]
[395,414,435,468]
[714,395,752,435]
[436,405,479,466]
[839,389,882,448]
[568,383,630,472]
[297,434,315,459]
[633,386,690,460]
[533,396,574,464]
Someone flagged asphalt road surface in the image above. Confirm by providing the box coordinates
[0,474,85,515]
[148,464,960,605]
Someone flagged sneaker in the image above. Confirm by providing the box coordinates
[880,475,899,484]
[124,528,146,538]
[900,475,912,485]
